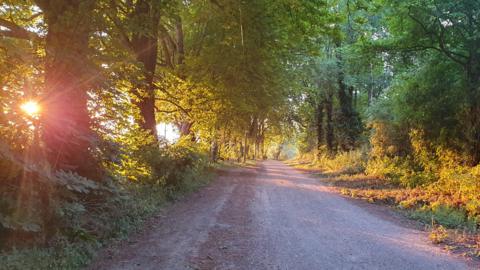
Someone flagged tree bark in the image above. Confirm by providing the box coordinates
[466,67,480,165]
[175,16,185,66]
[335,43,360,151]
[130,0,159,140]
[243,132,248,163]
[325,92,334,156]
[39,0,100,179]
[316,99,324,157]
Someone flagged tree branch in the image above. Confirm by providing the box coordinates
[105,0,133,50]
[155,97,191,116]
[153,105,179,114]
[406,8,468,66]
[0,18,41,40]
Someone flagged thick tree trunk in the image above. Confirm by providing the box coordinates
[39,0,100,179]
[131,0,159,140]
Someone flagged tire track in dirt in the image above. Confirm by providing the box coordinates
[190,166,263,270]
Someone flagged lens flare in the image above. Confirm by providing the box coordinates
[20,100,40,116]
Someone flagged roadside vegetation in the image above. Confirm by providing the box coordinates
[290,151,480,258]
[0,139,213,270]
[288,0,480,260]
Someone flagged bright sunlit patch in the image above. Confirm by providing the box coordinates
[20,100,40,116]
[156,122,180,143]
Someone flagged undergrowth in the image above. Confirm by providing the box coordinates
[290,145,480,257]
[0,175,212,270]
[0,139,214,270]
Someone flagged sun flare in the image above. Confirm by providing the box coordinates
[20,100,40,116]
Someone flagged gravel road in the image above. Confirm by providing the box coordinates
[90,160,472,270]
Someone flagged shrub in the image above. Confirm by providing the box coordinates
[433,164,480,222]
[149,139,211,190]
[429,225,448,244]
[368,120,411,159]
[328,150,366,174]
[313,149,367,175]
[365,156,415,186]
[1,133,213,269]
[410,205,475,230]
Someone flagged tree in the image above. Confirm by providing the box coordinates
[37,0,101,178]
[377,0,480,164]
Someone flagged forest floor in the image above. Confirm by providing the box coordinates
[89,161,475,270]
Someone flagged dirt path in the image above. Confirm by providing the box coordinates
[89,161,472,270]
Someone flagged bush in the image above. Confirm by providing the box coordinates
[149,139,211,190]
[0,183,168,270]
[433,165,480,222]
[108,136,211,187]
[315,149,367,175]
[368,120,411,159]
[410,205,476,230]
[0,134,213,269]
[429,225,449,244]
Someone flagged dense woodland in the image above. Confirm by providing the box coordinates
[0,0,479,268]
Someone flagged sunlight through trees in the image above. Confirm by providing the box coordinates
[0,0,479,268]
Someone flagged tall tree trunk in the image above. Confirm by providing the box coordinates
[348,85,354,105]
[243,132,248,163]
[39,0,100,179]
[368,62,374,106]
[353,86,358,109]
[335,42,360,151]
[325,92,334,156]
[261,137,265,159]
[211,140,219,162]
[238,140,243,162]
[131,0,159,140]
[259,122,266,159]
[466,66,480,165]
[463,5,480,165]
[175,16,185,66]
[316,99,324,157]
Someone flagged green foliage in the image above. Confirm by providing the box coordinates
[0,183,166,270]
[410,205,477,231]
[0,243,95,270]
[0,155,211,269]
[149,139,211,190]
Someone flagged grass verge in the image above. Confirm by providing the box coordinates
[287,159,480,261]
[0,169,214,270]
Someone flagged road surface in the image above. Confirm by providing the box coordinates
[90,160,471,270]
